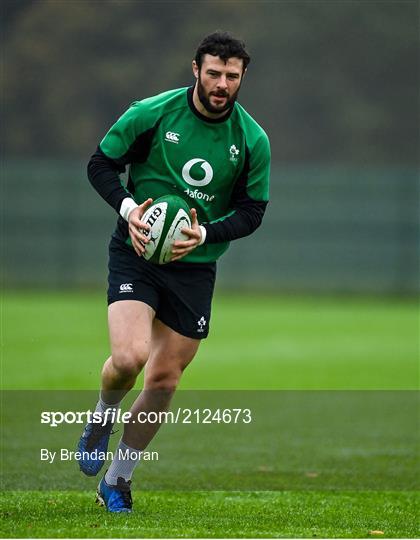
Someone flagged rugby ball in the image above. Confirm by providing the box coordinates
[141,195,191,264]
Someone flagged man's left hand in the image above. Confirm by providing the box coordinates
[171,208,202,261]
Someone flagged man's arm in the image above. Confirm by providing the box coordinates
[88,101,160,218]
[88,146,152,255]
[87,102,160,254]
[201,198,268,243]
[87,146,136,218]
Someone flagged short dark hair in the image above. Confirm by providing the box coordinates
[194,31,250,72]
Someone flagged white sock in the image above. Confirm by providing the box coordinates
[94,392,120,423]
[105,439,142,485]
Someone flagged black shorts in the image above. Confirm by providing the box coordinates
[107,238,216,339]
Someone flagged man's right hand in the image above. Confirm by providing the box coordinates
[127,198,154,256]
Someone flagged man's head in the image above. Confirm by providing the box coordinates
[192,31,250,116]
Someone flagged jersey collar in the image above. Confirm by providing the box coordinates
[187,86,235,124]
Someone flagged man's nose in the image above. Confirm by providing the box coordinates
[217,75,228,89]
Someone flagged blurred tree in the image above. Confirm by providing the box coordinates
[2,0,418,164]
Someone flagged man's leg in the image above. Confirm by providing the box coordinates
[124,318,200,448]
[103,318,200,486]
[78,300,154,477]
[101,300,155,402]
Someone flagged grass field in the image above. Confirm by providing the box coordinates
[1,291,419,538]
[2,291,418,390]
[1,491,418,538]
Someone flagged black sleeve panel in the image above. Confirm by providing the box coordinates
[87,146,130,213]
[203,147,269,244]
[87,120,161,213]
[203,200,268,243]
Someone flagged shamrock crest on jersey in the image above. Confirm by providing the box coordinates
[229,144,240,162]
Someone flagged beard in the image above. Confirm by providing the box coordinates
[197,76,241,114]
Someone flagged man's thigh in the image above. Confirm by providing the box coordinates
[144,318,201,385]
[108,300,155,357]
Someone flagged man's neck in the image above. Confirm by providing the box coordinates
[192,83,231,120]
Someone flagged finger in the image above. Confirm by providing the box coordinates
[171,247,196,258]
[190,207,198,226]
[172,242,197,253]
[171,253,186,262]
[129,231,146,255]
[177,228,200,240]
[138,198,153,215]
[171,243,198,259]
[135,230,150,244]
[130,221,150,235]
[132,241,142,257]
[172,244,197,253]
[171,248,193,261]
[171,244,192,254]
[131,237,145,254]
[129,225,149,245]
[172,236,199,248]
[130,216,151,233]
[130,224,147,242]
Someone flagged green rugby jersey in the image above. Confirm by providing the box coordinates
[88,86,270,263]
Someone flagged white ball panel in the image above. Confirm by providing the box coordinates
[159,208,191,264]
[141,202,168,261]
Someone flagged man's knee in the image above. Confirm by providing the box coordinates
[145,367,183,391]
[111,347,149,379]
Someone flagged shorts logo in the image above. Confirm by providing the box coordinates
[182,158,213,187]
[165,131,180,144]
[119,283,133,293]
[197,316,207,333]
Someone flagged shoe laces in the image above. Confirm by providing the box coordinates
[85,421,114,450]
[115,478,132,509]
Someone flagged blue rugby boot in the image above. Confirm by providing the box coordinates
[96,476,133,513]
[77,419,115,476]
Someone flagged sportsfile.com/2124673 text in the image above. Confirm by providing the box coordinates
[40,408,253,427]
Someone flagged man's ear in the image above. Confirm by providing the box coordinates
[192,60,199,79]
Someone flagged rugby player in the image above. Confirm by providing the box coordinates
[78,31,270,512]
